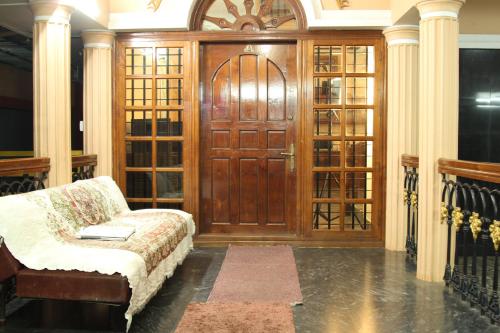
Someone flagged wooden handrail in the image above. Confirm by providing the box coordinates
[438,158,500,184]
[72,154,97,169]
[0,157,50,177]
[401,154,419,169]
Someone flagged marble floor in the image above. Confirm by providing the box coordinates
[1,247,499,333]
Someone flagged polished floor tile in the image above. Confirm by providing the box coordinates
[1,247,499,333]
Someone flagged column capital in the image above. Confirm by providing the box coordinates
[417,0,465,20]
[30,0,74,24]
[81,30,115,49]
[383,25,419,47]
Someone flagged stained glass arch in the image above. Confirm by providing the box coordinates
[190,0,306,31]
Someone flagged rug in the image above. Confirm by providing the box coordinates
[207,245,303,305]
[174,302,295,333]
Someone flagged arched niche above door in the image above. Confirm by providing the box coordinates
[190,0,306,31]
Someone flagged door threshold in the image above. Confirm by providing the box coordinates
[194,234,384,248]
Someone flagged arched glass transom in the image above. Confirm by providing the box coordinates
[198,0,300,31]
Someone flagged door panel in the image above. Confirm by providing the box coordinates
[200,43,297,234]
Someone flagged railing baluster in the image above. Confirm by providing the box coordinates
[459,184,471,300]
[488,190,499,324]
[410,173,418,257]
[71,155,97,182]
[402,154,419,261]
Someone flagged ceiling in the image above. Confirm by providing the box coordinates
[0,25,32,71]
[0,1,105,37]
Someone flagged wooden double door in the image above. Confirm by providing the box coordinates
[200,43,297,234]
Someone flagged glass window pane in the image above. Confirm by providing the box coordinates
[314,109,341,136]
[345,141,373,168]
[313,203,341,230]
[202,0,297,31]
[314,77,342,105]
[157,202,183,210]
[157,172,183,198]
[313,172,341,199]
[313,141,341,167]
[128,202,153,210]
[126,79,152,106]
[157,141,183,167]
[157,79,183,106]
[126,48,153,75]
[126,172,152,198]
[346,46,375,73]
[156,47,183,75]
[346,172,372,199]
[314,46,342,73]
[126,110,152,136]
[345,203,372,231]
[157,110,183,136]
[346,109,374,136]
[126,141,152,167]
[346,77,374,105]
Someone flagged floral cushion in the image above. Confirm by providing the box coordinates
[23,177,189,275]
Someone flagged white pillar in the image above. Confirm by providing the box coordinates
[81,30,115,177]
[416,0,465,282]
[31,0,74,186]
[383,25,420,251]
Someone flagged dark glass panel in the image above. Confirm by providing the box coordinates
[157,141,183,167]
[157,110,182,136]
[313,203,341,230]
[313,172,341,199]
[126,141,152,167]
[313,140,341,167]
[126,172,152,198]
[157,172,183,198]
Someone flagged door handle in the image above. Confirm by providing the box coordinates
[280,143,295,172]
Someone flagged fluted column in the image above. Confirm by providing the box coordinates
[416,0,465,281]
[31,0,73,187]
[81,30,115,177]
[383,25,419,252]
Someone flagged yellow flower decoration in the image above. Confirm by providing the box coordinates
[440,202,448,224]
[452,207,464,231]
[489,220,500,252]
[469,212,482,241]
[411,192,418,208]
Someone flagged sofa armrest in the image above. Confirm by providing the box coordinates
[0,243,22,282]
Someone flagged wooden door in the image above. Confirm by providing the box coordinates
[200,43,297,234]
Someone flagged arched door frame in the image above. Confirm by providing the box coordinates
[189,0,307,32]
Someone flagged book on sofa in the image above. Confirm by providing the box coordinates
[77,225,135,241]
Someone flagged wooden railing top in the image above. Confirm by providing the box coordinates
[72,154,97,168]
[438,158,500,184]
[0,157,50,177]
[401,154,419,169]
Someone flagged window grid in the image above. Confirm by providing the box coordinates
[312,43,376,232]
[124,45,185,208]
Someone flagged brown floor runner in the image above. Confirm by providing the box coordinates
[174,302,295,333]
[207,245,303,305]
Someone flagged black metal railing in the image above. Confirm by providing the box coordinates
[402,154,419,259]
[72,154,97,182]
[0,158,50,196]
[440,158,500,325]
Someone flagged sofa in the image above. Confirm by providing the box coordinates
[0,176,195,331]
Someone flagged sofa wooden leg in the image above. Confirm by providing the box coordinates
[0,282,6,326]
